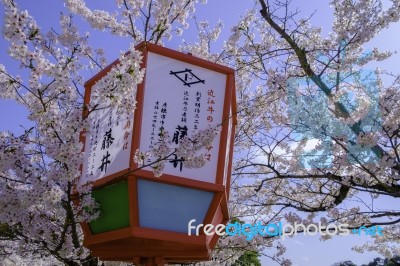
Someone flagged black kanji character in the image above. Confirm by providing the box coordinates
[98,151,111,172]
[169,154,185,171]
[172,125,188,144]
[101,128,114,150]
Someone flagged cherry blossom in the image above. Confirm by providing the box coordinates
[1,0,400,265]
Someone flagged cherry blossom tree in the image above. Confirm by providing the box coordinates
[0,0,223,265]
[1,0,400,265]
[222,0,400,263]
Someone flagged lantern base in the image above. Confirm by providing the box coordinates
[86,233,211,263]
[132,257,166,266]
[79,176,229,263]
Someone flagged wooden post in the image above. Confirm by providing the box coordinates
[155,257,166,265]
[145,257,156,266]
[132,257,166,266]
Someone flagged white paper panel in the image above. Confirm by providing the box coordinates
[81,84,134,184]
[140,52,227,183]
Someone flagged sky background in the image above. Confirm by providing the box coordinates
[1,1,399,265]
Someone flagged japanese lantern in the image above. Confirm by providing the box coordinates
[79,42,237,264]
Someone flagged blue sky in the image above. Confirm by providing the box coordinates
[1,1,399,265]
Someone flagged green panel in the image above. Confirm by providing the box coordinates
[89,181,130,234]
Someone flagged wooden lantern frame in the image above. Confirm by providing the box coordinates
[79,42,237,264]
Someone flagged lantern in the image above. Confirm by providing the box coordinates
[79,42,237,265]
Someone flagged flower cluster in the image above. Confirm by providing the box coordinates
[90,44,145,117]
[133,125,220,177]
